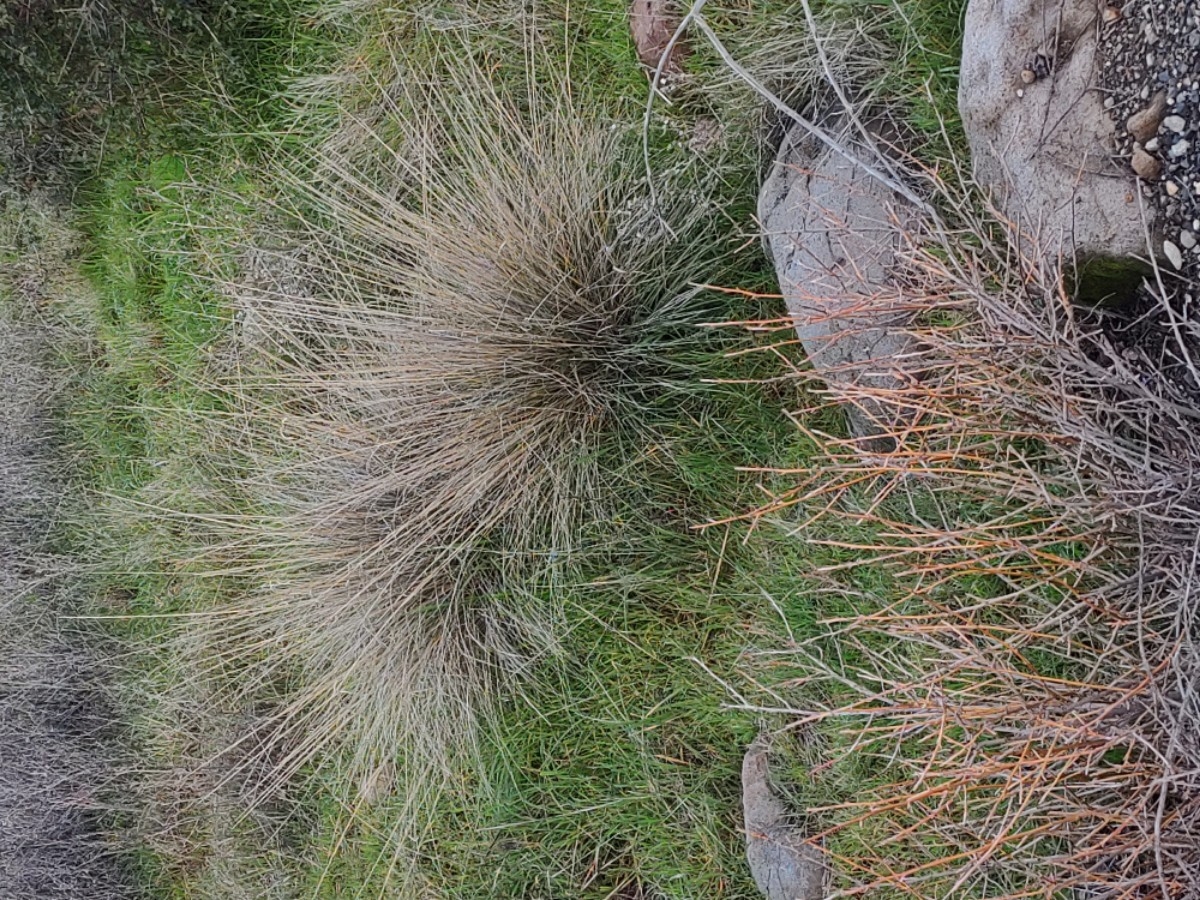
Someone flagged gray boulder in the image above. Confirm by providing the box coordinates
[743,731,827,900]
[959,0,1151,261]
[759,115,921,442]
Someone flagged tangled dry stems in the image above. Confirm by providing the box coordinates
[731,158,1200,896]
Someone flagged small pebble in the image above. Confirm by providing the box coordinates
[1165,240,1184,270]
[1163,115,1187,133]
[1127,92,1168,142]
[1182,231,1198,250]
[1132,146,1163,180]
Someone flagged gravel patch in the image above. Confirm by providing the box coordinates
[1100,0,1200,284]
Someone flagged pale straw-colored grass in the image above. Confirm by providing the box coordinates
[140,22,735,874]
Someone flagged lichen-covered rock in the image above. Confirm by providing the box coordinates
[959,0,1152,261]
[759,115,920,441]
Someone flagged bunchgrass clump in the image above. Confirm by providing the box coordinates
[149,19,749,856]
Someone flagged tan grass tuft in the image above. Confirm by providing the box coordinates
[151,23,732,859]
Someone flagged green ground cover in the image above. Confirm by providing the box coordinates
[2,0,973,896]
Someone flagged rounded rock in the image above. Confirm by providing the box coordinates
[1133,146,1164,180]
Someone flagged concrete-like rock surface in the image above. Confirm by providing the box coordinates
[959,0,1153,262]
[759,114,920,441]
[743,732,827,900]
